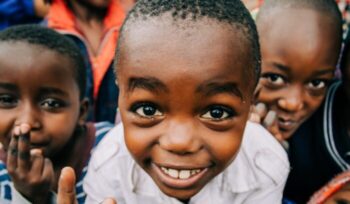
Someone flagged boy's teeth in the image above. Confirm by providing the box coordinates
[191,170,197,175]
[161,167,168,174]
[168,169,179,178]
[179,170,191,179]
[160,167,203,179]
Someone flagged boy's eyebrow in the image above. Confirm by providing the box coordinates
[272,63,290,73]
[128,77,169,93]
[196,82,243,100]
[312,68,334,76]
[0,83,17,91]
[40,87,68,96]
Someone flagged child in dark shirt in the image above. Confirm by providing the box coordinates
[250,0,343,202]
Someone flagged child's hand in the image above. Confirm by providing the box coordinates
[57,167,117,204]
[250,103,289,148]
[7,123,54,203]
[57,167,77,204]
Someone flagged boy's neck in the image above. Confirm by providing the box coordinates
[68,0,108,55]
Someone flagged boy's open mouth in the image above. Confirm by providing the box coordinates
[153,163,209,189]
[278,117,297,131]
[160,167,203,179]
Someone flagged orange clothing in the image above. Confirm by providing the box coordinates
[47,0,125,99]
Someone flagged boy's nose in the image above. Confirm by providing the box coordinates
[277,87,304,112]
[16,103,42,130]
[159,119,202,155]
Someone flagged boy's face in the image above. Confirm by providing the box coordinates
[117,19,254,200]
[0,42,86,158]
[257,8,340,139]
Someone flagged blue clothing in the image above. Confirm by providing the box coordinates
[0,121,114,203]
[284,81,348,203]
[0,0,41,30]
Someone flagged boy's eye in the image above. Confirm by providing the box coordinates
[40,98,64,109]
[201,106,234,120]
[132,103,163,118]
[0,94,17,108]
[264,73,285,86]
[307,79,326,90]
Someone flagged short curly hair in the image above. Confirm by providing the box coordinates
[115,0,261,85]
[0,24,86,99]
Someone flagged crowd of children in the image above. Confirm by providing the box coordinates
[0,0,349,203]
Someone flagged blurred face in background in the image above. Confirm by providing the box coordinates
[257,8,341,139]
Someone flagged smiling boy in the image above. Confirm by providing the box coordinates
[83,0,289,203]
[252,0,343,203]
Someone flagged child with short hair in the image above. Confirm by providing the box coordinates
[252,0,343,142]
[46,0,130,123]
[79,0,289,203]
[301,28,350,204]
[251,0,343,203]
[0,25,113,203]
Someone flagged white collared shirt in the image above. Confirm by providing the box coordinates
[84,122,290,204]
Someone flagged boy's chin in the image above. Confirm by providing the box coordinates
[156,184,202,201]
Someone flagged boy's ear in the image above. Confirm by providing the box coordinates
[78,98,89,126]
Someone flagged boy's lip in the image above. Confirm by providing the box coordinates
[152,163,209,189]
[277,117,297,131]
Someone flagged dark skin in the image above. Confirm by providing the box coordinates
[324,184,350,204]
[251,7,341,142]
[56,167,116,204]
[55,16,256,204]
[68,0,112,55]
[117,18,255,201]
[0,42,89,203]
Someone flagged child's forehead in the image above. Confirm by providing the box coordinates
[0,41,75,74]
[0,41,58,57]
[121,17,249,60]
[259,8,339,49]
[117,18,255,97]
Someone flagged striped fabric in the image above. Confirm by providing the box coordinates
[323,81,349,171]
[0,121,114,203]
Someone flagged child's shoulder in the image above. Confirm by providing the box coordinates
[89,123,132,171]
[242,121,289,162]
[225,122,290,191]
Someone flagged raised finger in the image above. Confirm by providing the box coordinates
[102,198,117,204]
[263,110,277,128]
[57,167,77,204]
[17,124,31,172]
[249,112,261,123]
[7,126,20,172]
[41,158,54,185]
[30,149,44,177]
[254,103,268,118]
